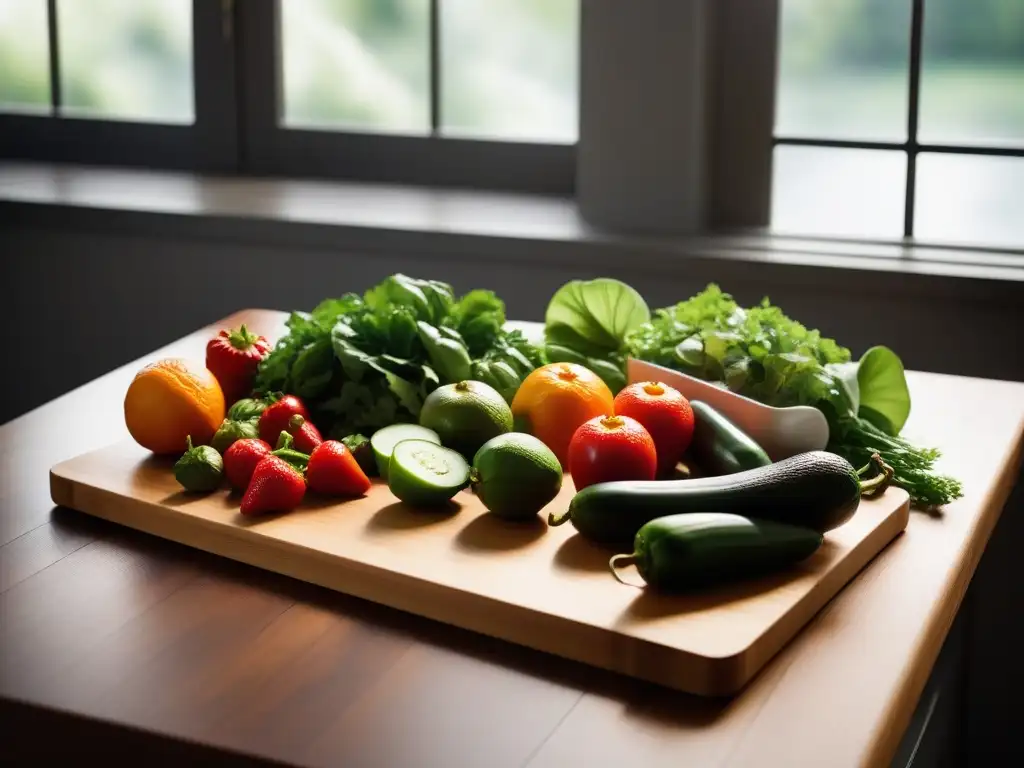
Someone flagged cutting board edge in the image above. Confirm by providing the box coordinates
[732,489,912,690]
[47,451,911,698]
[50,458,744,696]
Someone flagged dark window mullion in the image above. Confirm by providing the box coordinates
[903,0,925,238]
[47,0,61,112]
[429,0,440,134]
[774,136,1024,158]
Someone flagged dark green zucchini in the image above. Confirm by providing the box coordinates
[551,450,892,545]
[688,400,772,476]
[610,513,823,592]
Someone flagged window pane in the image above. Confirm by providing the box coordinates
[0,0,50,112]
[58,0,192,123]
[775,0,910,141]
[919,0,1024,145]
[771,146,907,239]
[440,0,578,143]
[916,154,1024,249]
[281,0,430,133]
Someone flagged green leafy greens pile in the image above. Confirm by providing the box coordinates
[625,284,962,508]
[545,280,962,508]
[254,274,543,439]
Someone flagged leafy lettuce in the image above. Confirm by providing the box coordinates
[254,274,542,439]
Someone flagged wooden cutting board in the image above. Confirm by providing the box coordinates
[50,440,910,697]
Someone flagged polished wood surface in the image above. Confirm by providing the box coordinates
[3,309,1023,767]
[50,435,909,697]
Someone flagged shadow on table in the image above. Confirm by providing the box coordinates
[552,533,617,573]
[453,514,546,553]
[364,501,461,535]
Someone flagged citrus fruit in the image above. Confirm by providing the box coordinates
[388,439,471,507]
[419,380,513,460]
[613,381,694,475]
[510,363,614,468]
[124,358,226,455]
[568,414,657,491]
[471,433,563,520]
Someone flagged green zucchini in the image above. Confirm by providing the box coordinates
[610,513,823,592]
[551,450,892,545]
[688,400,772,476]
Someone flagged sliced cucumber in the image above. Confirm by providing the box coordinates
[371,424,440,480]
[388,439,470,507]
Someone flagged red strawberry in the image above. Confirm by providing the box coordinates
[206,325,272,405]
[306,441,372,497]
[240,455,306,516]
[285,414,323,454]
[223,438,273,491]
[258,394,310,445]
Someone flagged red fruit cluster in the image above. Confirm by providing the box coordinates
[218,394,370,516]
[613,381,694,476]
[567,381,695,491]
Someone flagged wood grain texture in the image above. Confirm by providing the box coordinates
[2,308,1022,768]
[49,439,910,697]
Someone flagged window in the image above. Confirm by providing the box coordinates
[1,1,1020,252]
[772,0,1024,249]
[2,1,194,120]
[240,0,577,192]
[278,0,578,143]
[0,0,234,170]
[0,0,50,111]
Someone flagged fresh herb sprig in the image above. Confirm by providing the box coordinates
[622,284,961,509]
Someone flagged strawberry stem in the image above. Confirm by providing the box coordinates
[272,447,310,472]
[228,324,260,351]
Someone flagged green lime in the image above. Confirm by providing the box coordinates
[370,424,440,480]
[471,433,563,520]
[419,380,513,461]
[388,439,471,507]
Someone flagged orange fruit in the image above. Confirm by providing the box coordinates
[510,363,615,468]
[124,358,226,455]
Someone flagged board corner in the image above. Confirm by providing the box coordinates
[49,466,76,509]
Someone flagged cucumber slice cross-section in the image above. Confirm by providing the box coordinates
[387,439,470,507]
[370,424,440,480]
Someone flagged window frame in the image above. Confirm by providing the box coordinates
[236,0,575,194]
[771,0,1024,240]
[1,0,1018,252]
[0,0,237,173]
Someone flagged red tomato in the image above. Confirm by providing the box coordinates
[613,381,694,476]
[568,415,657,491]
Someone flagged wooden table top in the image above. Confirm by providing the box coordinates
[3,309,1023,768]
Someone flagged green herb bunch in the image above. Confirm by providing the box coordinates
[254,274,543,440]
[624,284,962,508]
